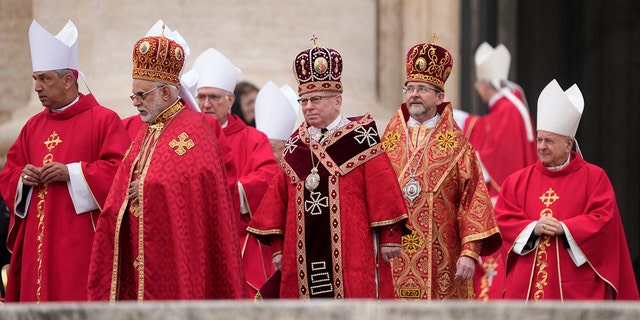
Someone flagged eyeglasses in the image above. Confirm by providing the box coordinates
[402,85,441,95]
[195,93,227,103]
[297,95,338,106]
[130,85,164,102]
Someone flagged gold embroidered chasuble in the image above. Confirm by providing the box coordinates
[382,102,501,299]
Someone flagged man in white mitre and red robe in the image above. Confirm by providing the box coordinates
[0,20,129,302]
[454,43,537,300]
[184,47,279,297]
[495,79,639,301]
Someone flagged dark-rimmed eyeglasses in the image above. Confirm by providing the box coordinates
[297,95,338,106]
[402,85,441,95]
[130,85,165,102]
[195,93,227,103]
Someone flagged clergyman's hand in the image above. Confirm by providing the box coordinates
[272,253,282,271]
[454,256,476,281]
[40,162,69,184]
[380,245,402,261]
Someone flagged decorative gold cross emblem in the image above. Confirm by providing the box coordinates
[169,132,194,156]
[430,33,439,44]
[539,187,559,207]
[310,34,318,48]
[44,131,62,152]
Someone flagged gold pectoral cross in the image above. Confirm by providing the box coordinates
[169,132,194,155]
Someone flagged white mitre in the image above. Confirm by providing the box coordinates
[190,48,241,93]
[255,81,299,141]
[29,20,78,72]
[475,42,510,89]
[537,79,584,138]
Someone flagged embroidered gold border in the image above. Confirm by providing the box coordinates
[294,183,310,299]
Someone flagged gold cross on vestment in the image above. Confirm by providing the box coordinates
[169,132,195,155]
[430,33,439,44]
[310,34,318,48]
[44,131,63,152]
[539,187,559,207]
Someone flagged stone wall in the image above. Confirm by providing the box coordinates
[0,0,461,160]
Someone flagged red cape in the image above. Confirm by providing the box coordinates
[0,94,130,302]
[88,105,246,300]
[122,111,240,216]
[223,114,278,296]
[495,152,639,300]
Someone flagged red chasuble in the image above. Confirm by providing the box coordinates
[121,112,240,216]
[463,90,536,300]
[223,114,278,297]
[495,152,639,301]
[0,93,130,302]
[88,101,246,301]
[382,103,501,300]
[248,114,408,299]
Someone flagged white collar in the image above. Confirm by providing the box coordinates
[51,95,80,113]
[407,113,440,129]
[487,90,506,108]
[545,155,570,171]
[324,115,343,131]
[308,115,345,141]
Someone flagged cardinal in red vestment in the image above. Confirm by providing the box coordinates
[495,79,639,301]
[0,20,130,302]
[87,26,245,301]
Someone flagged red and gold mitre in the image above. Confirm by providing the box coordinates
[405,35,453,91]
[293,35,343,95]
[132,34,185,86]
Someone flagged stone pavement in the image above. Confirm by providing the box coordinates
[2,300,640,320]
